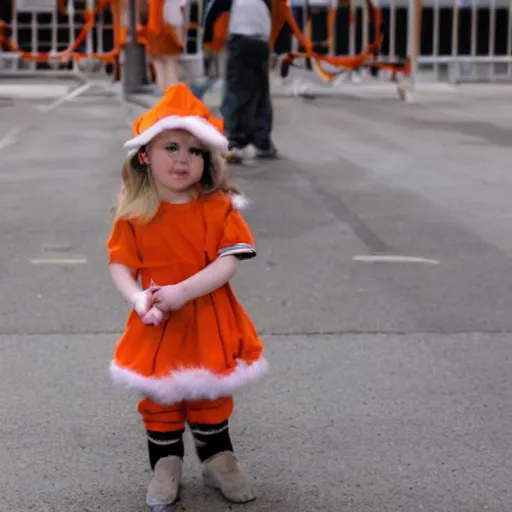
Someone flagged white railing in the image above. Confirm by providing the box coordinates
[2,0,116,76]
[3,0,509,87]
[1,0,204,81]
[283,0,511,84]
[411,0,512,82]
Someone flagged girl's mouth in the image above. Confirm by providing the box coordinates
[171,170,189,178]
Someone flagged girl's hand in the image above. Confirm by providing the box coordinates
[140,306,166,326]
[151,284,188,312]
[132,290,153,317]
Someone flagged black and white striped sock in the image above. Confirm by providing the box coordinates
[147,429,185,470]
[189,420,234,462]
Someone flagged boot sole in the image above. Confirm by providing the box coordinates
[203,472,256,503]
[147,504,176,512]
[146,491,180,511]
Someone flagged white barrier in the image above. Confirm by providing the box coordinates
[2,0,115,77]
[1,0,204,82]
[281,0,511,86]
[411,0,512,83]
[180,0,205,80]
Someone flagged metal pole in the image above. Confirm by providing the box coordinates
[129,0,138,35]
[407,0,421,93]
[122,0,148,97]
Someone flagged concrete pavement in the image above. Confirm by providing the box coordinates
[0,80,511,511]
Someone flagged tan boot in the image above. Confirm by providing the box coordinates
[202,451,255,503]
[146,456,182,510]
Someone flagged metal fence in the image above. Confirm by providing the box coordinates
[413,0,512,82]
[0,0,204,82]
[1,0,119,78]
[1,0,511,85]
[278,0,512,83]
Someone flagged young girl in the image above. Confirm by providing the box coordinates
[106,83,268,510]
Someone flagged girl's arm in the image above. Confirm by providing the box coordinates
[109,263,152,315]
[109,263,142,303]
[180,255,239,302]
[151,255,239,311]
[110,263,166,325]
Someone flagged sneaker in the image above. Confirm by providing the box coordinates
[226,144,256,164]
[226,146,244,163]
[202,451,256,503]
[255,143,278,159]
[146,456,182,510]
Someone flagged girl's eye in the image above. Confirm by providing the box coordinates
[189,147,203,156]
[166,144,179,152]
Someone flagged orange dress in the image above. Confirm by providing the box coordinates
[107,191,267,405]
[118,0,184,58]
[144,0,184,58]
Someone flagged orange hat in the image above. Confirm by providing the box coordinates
[124,83,229,156]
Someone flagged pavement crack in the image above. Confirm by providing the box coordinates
[290,162,391,253]
[312,186,391,254]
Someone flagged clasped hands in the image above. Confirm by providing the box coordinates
[132,282,188,326]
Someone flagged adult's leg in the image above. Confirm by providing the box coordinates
[152,57,166,92]
[221,35,260,150]
[162,54,180,89]
[164,21,185,90]
[250,40,276,155]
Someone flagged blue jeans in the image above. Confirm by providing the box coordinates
[220,34,273,151]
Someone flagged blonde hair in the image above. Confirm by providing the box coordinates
[113,149,240,223]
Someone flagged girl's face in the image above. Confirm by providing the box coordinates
[146,129,206,202]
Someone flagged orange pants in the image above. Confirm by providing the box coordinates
[138,396,234,432]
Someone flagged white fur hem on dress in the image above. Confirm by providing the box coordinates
[109,357,268,405]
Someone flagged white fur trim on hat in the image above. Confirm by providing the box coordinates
[124,115,229,154]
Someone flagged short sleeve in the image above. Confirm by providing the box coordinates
[217,205,257,261]
[106,219,142,268]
